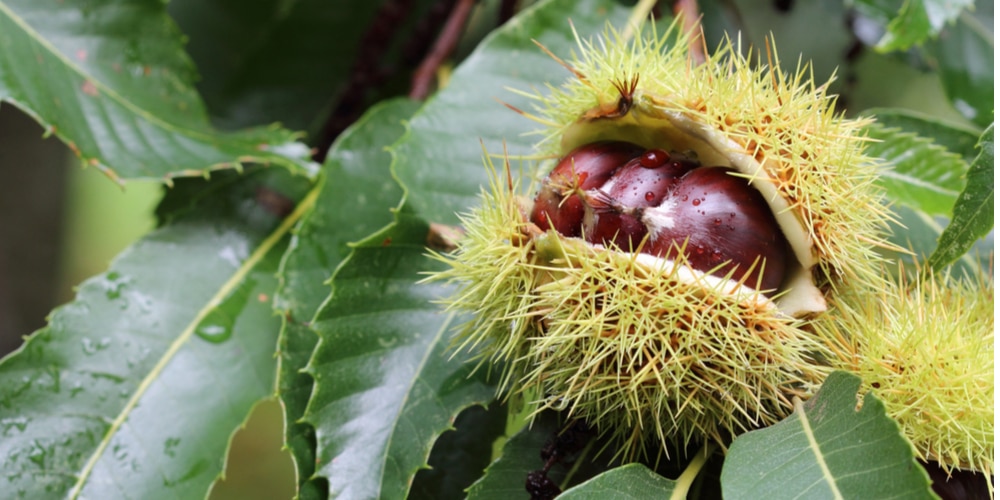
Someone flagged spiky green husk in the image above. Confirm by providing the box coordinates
[431,162,832,458]
[818,271,994,476]
[432,21,898,459]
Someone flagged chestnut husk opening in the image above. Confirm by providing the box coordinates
[531,141,791,293]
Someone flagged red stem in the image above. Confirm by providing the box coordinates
[674,0,707,64]
[409,0,476,100]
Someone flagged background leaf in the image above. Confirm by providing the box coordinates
[0,167,310,499]
[864,121,968,215]
[883,205,990,277]
[274,98,420,500]
[167,0,438,134]
[390,0,631,226]
[863,109,990,274]
[867,108,981,160]
[922,12,994,128]
[466,411,564,500]
[868,0,975,52]
[303,214,496,500]
[466,410,630,500]
[559,463,675,499]
[927,123,994,271]
[0,0,314,181]
[409,403,508,499]
[704,0,854,99]
[721,371,933,500]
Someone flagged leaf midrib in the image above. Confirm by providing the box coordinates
[878,169,961,197]
[375,308,458,497]
[795,398,844,500]
[66,185,320,499]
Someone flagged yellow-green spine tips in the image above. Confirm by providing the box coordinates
[430,155,832,459]
[819,271,994,476]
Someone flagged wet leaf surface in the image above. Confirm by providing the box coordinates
[304,214,496,499]
[0,167,311,498]
[928,124,994,271]
[275,99,420,500]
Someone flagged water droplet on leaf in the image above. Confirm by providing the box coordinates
[196,324,231,343]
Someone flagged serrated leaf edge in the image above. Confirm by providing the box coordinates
[380,309,461,493]
[866,122,969,213]
[66,184,320,499]
[302,271,467,495]
[928,123,995,270]
[0,3,312,180]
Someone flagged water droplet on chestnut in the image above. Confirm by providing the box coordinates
[639,149,669,168]
[582,152,690,250]
[645,167,789,291]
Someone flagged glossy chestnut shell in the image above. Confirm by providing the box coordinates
[531,142,789,291]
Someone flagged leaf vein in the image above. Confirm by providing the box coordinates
[375,309,457,496]
[795,399,844,500]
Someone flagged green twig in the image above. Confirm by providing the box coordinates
[669,442,717,500]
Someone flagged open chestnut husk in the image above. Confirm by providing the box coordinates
[430,21,896,461]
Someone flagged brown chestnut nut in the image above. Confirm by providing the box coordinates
[642,167,789,291]
[583,148,699,251]
[530,141,644,237]
[532,143,788,292]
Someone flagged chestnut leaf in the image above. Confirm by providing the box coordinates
[922,13,994,129]
[865,121,969,216]
[410,403,508,499]
[0,167,311,499]
[885,205,992,278]
[721,371,934,499]
[302,215,496,500]
[166,0,440,134]
[559,464,676,499]
[274,98,421,500]
[863,109,991,274]
[867,108,982,162]
[467,411,567,499]
[0,0,315,182]
[927,123,994,272]
[856,0,976,53]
